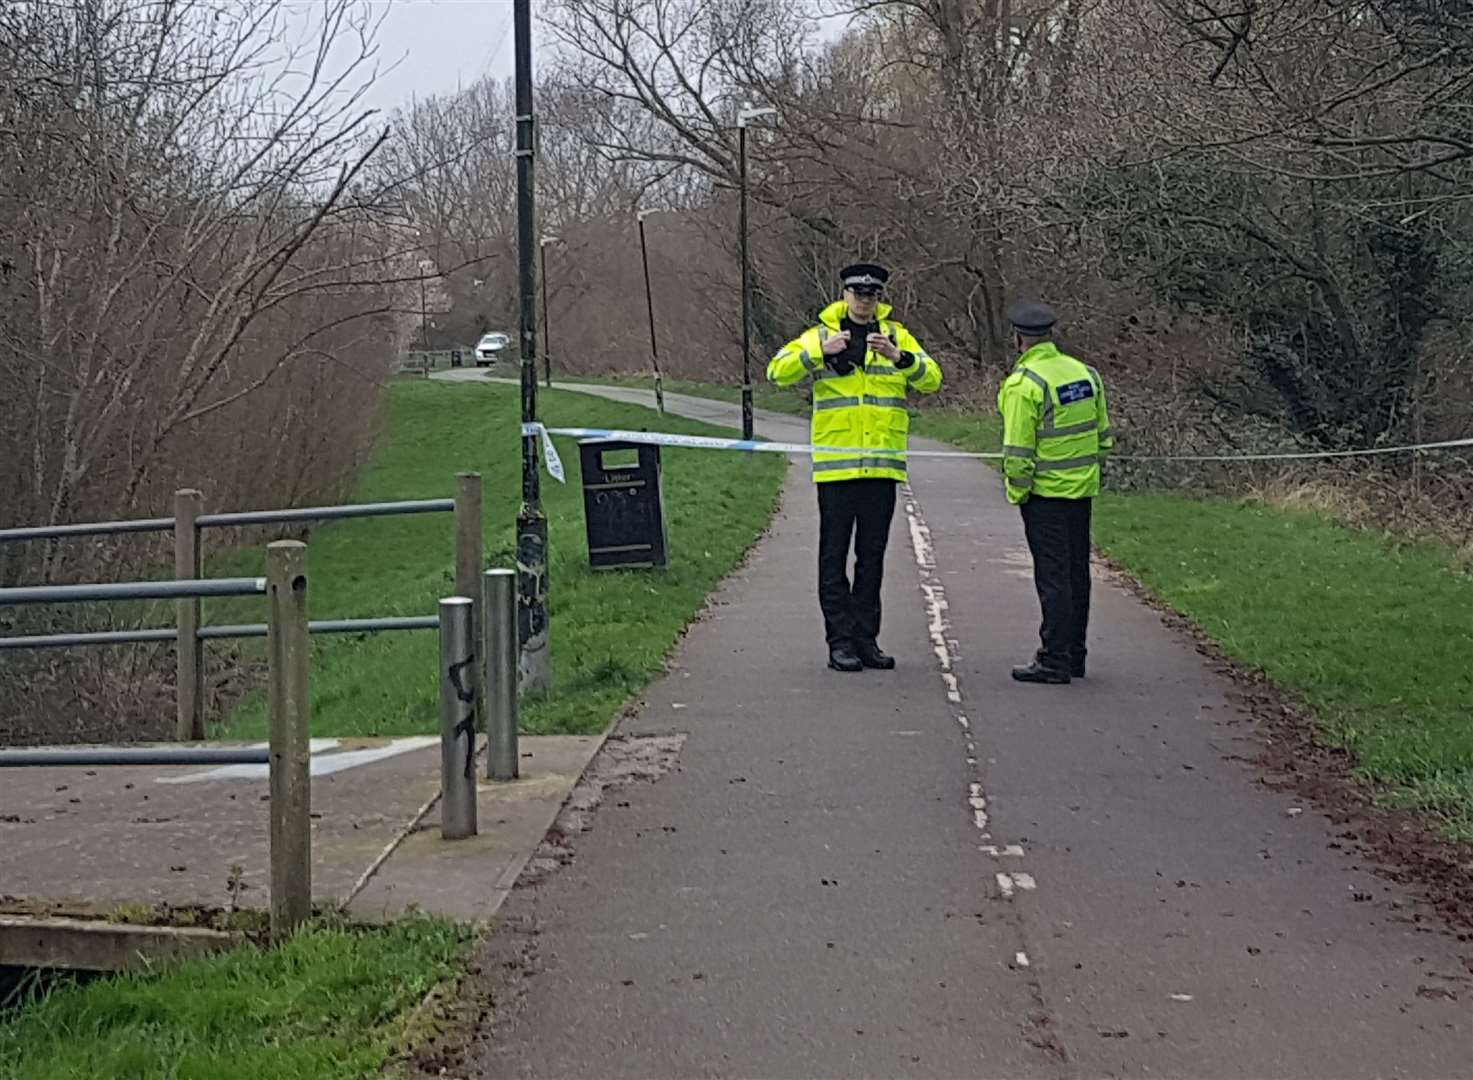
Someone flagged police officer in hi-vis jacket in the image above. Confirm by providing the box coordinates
[767,263,943,672]
[998,300,1114,684]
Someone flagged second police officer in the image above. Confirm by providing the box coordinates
[997,300,1114,684]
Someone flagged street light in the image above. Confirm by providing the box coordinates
[513,0,549,694]
[539,234,559,388]
[737,102,777,441]
[636,209,667,415]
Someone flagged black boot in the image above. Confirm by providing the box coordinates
[828,644,863,672]
[1070,658,1086,679]
[855,641,895,670]
[1011,661,1071,684]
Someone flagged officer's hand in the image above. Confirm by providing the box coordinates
[821,330,851,356]
[867,333,900,361]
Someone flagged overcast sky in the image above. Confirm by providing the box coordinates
[338,1,852,121]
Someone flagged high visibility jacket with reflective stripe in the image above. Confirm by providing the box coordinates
[766,300,942,483]
[997,342,1113,504]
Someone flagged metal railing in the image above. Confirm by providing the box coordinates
[0,616,442,651]
[0,547,524,938]
[0,548,309,936]
[0,475,484,741]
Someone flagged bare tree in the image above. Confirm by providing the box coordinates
[0,0,429,741]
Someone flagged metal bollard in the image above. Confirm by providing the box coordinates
[482,568,520,780]
[454,472,486,775]
[438,596,479,839]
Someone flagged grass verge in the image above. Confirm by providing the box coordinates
[592,375,1473,838]
[0,916,474,1080]
[209,378,785,740]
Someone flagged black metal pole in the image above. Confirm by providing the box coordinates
[540,241,552,388]
[738,122,754,440]
[514,0,549,693]
[638,214,666,415]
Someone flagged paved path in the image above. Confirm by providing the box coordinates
[441,374,1471,1078]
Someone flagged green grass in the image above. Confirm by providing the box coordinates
[0,916,473,1079]
[562,372,811,417]
[577,375,1473,838]
[210,379,785,740]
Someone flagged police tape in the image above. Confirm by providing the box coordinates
[520,423,1473,484]
[520,424,998,483]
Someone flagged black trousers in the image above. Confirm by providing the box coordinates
[1020,495,1093,671]
[817,478,897,649]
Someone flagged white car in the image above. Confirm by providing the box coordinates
[475,332,511,366]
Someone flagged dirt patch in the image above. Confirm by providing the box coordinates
[515,733,685,888]
[1097,553,1473,952]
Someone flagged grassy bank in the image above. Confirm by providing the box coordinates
[210,379,786,740]
[0,917,472,1079]
[598,375,1473,838]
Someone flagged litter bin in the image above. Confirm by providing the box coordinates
[579,439,668,570]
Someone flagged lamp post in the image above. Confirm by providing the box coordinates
[539,234,558,388]
[636,209,666,415]
[513,0,549,693]
[737,102,777,441]
[419,272,429,378]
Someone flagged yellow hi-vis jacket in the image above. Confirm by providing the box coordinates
[766,300,942,483]
[998,342,1113,504]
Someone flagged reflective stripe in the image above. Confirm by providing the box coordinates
[797,349,820,374]
[905,355,932,384]
[813,394,904,410]
[1099,426,1113,442]
[867,360,898,373]
[1003,445,1037,459]
[1019,368,1053,425]
[1040,418,1099,437]
[1034,455,1098,472]
[814,368,840,380]
[1012,476,1034,490]
[813,456,907,473]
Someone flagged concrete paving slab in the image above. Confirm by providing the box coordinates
[0,915,238,972]
[0,737,438,916]
[347,735,604,924]
[0,735,599,944]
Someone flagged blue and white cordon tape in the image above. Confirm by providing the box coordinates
[521,423,1473,485]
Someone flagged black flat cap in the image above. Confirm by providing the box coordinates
[1007,300,1057,334]
[840,263,889,289]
